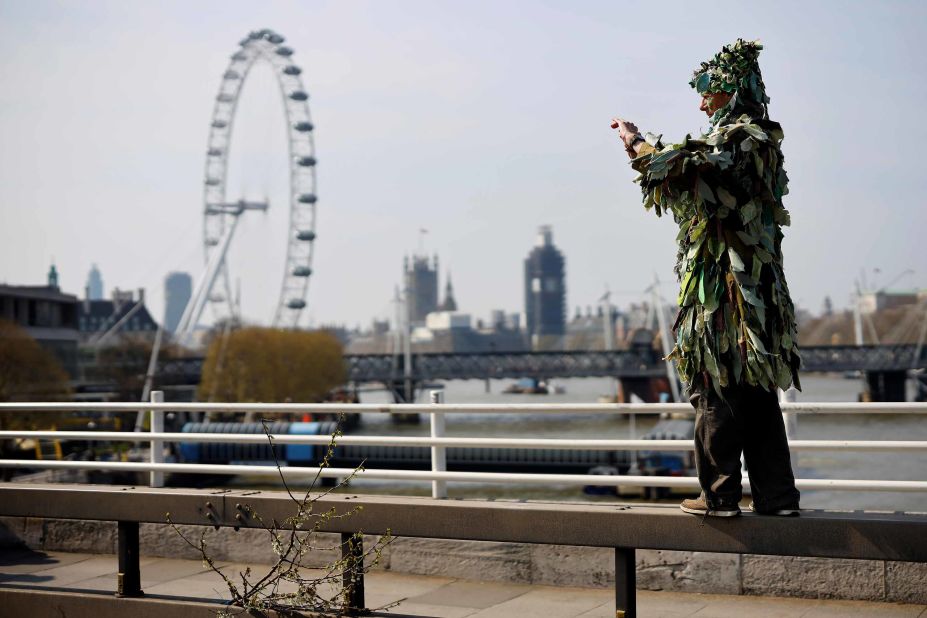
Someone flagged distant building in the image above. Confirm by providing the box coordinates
[0,266,80,376]
[438,274,458,312]
[164,272,192,333]
[403,254,439,324]
[79,288,159,344]
[858,290,924,315]
[86,264,104,300]
[523,226,566,349]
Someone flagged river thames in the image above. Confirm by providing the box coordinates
[234,374,927,512]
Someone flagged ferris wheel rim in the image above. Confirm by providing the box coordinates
[201,28,317,329]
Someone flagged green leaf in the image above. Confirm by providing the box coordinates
[702,275,721,313]
[740,138,754,152]
[728,247,746,272]
[751,255,763,281]
[697,177,715,203]
[754,246,773,263]
[736,230,758,246]
[753,152,765,177]
[716,186,737,209]
[742,124,767,140]
[733,270,757,287]
[739,285,766,308]
[686,235,706,260]
[740,201,759,225]
[703,345,721,388]
[676,218,693,243]
[695,72,711,93]
[689,218,708,241]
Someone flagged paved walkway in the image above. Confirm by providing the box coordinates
[1,549,925,617]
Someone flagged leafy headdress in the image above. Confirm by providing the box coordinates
[690,39,769,124]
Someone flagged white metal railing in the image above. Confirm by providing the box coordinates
[1,392,926,497]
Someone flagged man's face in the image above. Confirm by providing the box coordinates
[699,92,733,116]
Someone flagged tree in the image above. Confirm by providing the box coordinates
[198,328,347,403]
[0,319,71,431]
[90,336,184,402]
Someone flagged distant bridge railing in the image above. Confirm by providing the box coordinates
[149,344,927,386]
[1,395,926,497]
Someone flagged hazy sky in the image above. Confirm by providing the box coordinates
[1,0,925,330]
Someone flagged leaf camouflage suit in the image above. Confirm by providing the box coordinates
[630,40,801,396]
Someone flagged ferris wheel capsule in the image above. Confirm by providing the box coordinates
[296,156,316,167]
[293,121,314,132]
[292,266,313,277]
[284,66,302,76]
[297,193,317,204]
[287,299,307,309]
[289,91,309,101]
[297,230,316,241]
[276,46,294,57]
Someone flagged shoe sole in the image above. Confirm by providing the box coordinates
[748,505,800,517]
[680,505,741,517]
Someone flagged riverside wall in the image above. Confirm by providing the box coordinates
[1,516,925,604]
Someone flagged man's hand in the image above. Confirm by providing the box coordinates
[611,117,643,158]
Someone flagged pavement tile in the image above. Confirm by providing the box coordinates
[3,551,926,618]
[467,586,609,617]
[0,549,90,576]
[801,600,927,617]
[367,571,457,598]
[688,594,835,617]
[0,555,118,587]
[574,601,618,617]
[70,556,216,594]
[408,580,532,609]
[634,590,710,616]
[382,600,478,617]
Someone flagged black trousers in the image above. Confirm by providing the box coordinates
[689,383,800,510]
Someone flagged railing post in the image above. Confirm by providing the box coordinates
[150,390,164,488]
[341,532,365,614]
[116,521,143,597]
[780,387,798,440]
[430,389,447,499]
[615,547,636,618]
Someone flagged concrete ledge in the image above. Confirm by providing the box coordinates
[0,587,228,618]
[3,516,926,604]
[4,484,927,561]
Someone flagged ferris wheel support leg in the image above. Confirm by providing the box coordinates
[176,215,242,345]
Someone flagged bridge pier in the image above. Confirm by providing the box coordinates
[864,370,908,402]
[385,380,422,423]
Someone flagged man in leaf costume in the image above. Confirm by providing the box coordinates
[612,40,801,517]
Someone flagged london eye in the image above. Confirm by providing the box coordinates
[176,28,318,340]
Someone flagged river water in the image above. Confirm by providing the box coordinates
[238,375,927,512]
[348,375,927,511]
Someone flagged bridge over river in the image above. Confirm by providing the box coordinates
[154,344,925,401]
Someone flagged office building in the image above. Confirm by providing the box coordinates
[164,272,193,333]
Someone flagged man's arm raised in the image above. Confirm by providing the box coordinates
[611,117,649,158]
